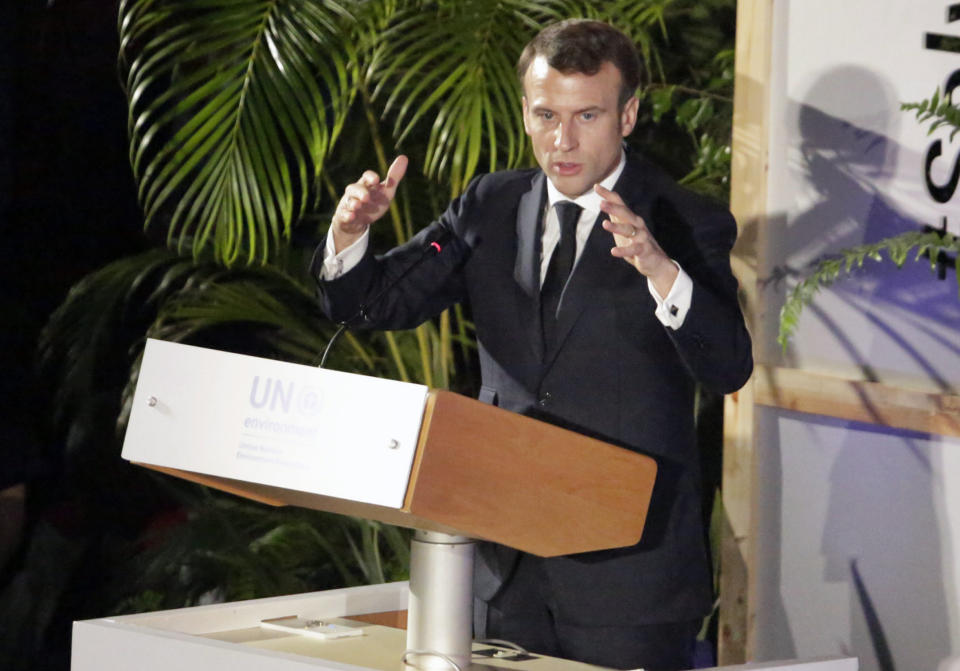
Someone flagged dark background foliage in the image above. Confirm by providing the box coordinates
[2,3,148,668]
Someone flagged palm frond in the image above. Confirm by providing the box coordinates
[114,260,391,429]
[147,268,332,362]
[39,245,373,450]
[39,248,205,434]
[902,87,960,141]
[589,0,675,83]
[119,0,358,265]
[368,0,579,195]
[112,485,410,612]
[777,230,960,349]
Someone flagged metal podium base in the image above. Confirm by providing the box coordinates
[405,530,476,670]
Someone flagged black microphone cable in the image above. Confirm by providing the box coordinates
[317,226,453,369]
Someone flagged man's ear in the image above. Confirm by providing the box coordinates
[521,96,532,135]
[620,95,639,137]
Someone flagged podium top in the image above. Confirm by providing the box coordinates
[126,340,656,557]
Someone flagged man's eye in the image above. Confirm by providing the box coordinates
[540,111,554,120]
[581,112,596,121]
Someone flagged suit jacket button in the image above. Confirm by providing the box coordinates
[539,392,552,406]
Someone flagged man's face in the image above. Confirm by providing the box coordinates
[522,56,638,198]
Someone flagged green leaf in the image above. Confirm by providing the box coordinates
[369,0,553,193]
[119,0,359,266]
[778,230,960,349]
[650,85,676,123]
[902,87,960,138]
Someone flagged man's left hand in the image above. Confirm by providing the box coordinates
[596,183,678,297]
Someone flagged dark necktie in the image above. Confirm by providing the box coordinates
[541,201,582,349]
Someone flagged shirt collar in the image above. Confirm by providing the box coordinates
[545,149,626,213]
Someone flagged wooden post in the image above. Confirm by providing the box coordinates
[722,0,774,663]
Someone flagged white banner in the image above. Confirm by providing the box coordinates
[771,0,960,245]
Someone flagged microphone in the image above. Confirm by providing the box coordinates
[318,226,453,368]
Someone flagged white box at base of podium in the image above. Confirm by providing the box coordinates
[70,582,607,671]
[71,581,858,671]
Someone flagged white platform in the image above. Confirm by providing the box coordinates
[72,581,857,671]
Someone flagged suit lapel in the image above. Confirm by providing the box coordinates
[513,172,545,297]
[512,172,547,362]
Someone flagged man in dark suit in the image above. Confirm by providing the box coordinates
[313,19,752,671]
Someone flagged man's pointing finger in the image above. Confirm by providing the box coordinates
[383,155,409,190]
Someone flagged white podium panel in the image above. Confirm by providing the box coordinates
[71,583,857,671]
[122,339,428,509]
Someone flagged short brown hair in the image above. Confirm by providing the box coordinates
[517,19,642,109]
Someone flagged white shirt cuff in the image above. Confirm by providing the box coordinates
[647,262,693,329]
[320,228,370,280]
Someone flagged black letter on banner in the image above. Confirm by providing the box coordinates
[925,68,960,203]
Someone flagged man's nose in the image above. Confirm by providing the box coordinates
[554,121,577,151]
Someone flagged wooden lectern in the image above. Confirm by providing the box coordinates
[118,339,658,670]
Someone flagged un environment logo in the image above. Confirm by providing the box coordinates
[249,375,323,418]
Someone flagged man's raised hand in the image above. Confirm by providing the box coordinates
[595,183,679,297]
[331,155,408,253]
